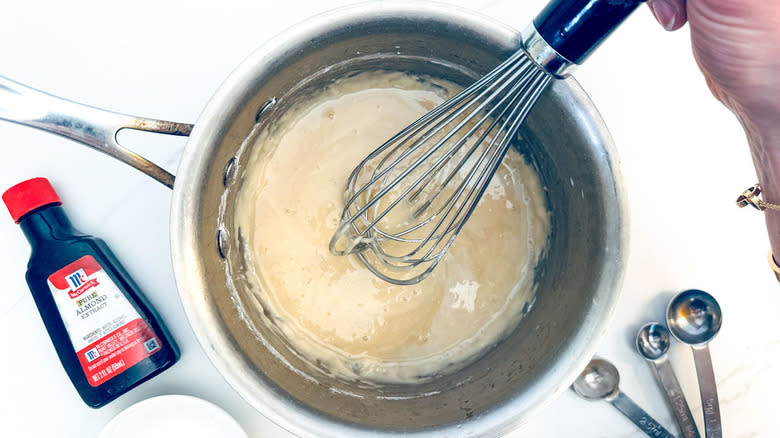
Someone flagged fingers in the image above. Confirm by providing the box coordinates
[647,0,687,31]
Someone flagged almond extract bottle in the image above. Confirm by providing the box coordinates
[2,177,178,408]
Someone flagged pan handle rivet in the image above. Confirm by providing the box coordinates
[217,227,229,259]
[255,97,277,122]
[223,157,237,187]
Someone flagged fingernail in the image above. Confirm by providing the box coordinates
[650,0,677,31]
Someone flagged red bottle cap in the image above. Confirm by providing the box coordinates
[2,177,62,224]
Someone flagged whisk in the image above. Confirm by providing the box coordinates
[330,0,644,285]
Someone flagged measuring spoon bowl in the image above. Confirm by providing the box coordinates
[571,358,619,400]
[636,322,671,361]
[666,289,722,346]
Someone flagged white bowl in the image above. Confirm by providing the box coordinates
[98,394,246,438]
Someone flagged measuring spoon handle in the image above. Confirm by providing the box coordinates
[692,346,722,438]
[609,391,677,438]
[653,359,701,438]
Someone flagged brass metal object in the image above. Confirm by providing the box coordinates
[737,187,780,284]
[769,251,780,283]
[736,184,780,211]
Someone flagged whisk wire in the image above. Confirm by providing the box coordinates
[340,50,533,221]
[341,55,538,241]
[340,56,518,208]
[330,50,554,284]
[385,67,547,259]
[406,60,546,217]
[403,70,552,266]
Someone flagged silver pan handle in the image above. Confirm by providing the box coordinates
[0,76,193,189]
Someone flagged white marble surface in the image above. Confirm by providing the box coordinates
[1,1,778,437]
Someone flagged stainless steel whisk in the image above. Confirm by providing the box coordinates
[330,0,644,285]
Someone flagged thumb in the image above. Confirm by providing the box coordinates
[647,0,687,31]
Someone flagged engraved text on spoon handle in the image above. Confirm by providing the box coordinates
[692,345,722,438]
[653,358,701,438]
[608,391,677,438]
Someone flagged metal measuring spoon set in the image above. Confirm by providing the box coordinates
[572,289,723,438]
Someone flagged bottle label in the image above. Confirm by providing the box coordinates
[47,255,161,387]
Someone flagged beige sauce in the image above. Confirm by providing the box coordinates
[235,71,550,383]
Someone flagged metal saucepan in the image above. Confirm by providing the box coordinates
[0,3,627,437]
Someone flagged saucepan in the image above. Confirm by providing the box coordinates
[0,3,627,437]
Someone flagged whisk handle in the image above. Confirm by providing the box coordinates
[533,0,644,65]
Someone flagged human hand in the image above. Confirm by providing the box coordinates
[647,0,780,265]
[647,0,780,141]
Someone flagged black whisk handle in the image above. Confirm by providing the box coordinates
[533,0,645,65]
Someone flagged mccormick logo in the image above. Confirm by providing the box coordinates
[66,268,99,299]
[66,269,87,289]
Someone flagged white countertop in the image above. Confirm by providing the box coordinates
[1,1,778,437]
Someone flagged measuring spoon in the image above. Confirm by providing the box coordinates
[637,322,700,438]
[667,290,723,438]
[572,358,677,438]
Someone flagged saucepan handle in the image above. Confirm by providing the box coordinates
[0,76,193,189]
